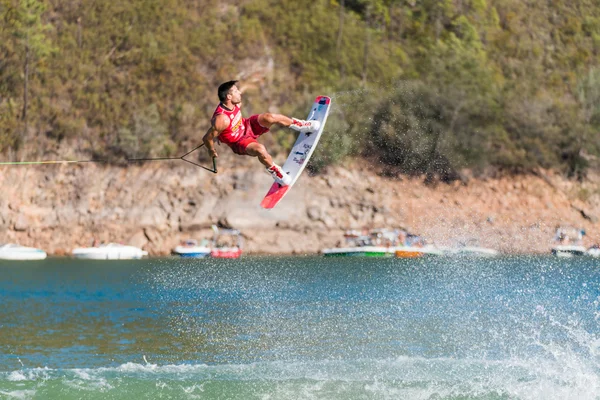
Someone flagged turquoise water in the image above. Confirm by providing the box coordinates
[0,256,599,399]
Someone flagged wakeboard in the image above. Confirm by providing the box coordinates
[260,96,332,209]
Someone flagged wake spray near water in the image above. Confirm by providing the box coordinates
[1,256,600,399]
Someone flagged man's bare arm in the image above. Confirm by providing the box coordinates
[203,126,219,158]
[203,115,228,158]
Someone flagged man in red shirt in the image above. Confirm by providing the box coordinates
[203,80,320,186]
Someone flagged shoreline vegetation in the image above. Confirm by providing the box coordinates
[1,0,600,178]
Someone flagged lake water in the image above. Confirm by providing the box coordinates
[0,256,599,399]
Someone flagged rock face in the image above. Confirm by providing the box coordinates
[0,153,599,255]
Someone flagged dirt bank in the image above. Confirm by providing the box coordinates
[1,153,599,255]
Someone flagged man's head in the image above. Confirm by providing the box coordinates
[218,80,241,104]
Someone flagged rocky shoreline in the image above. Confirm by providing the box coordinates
[1,153,599,256]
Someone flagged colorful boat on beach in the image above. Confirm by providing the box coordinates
[172,239,211,258]
[551,244,588,257]
[210,225,243,258]
[0,243,47,260]
[322,229,400,257]
[173,226,243,259]
[394,245,445,258]
[323,246,395,257]
[550,227,589,257]
[72,243,148,260]
[550,245,600,257]
[393,232,444,258]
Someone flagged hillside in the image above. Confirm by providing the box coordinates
[1,0,600,178]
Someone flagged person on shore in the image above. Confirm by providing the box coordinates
[202,80,320,186]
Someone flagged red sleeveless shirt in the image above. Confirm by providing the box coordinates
[211,103,245,144]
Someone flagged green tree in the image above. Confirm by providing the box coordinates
[10,0,53,125]
[0,0,53,153]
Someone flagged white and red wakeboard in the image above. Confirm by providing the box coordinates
[260,96,332,209]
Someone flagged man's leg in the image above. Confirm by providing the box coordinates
[246,141,292,186]
[258,113,319,133]
[257,113,293,129]
[245,142,274,167]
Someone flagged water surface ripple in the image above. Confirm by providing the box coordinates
[0,256,598,399]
